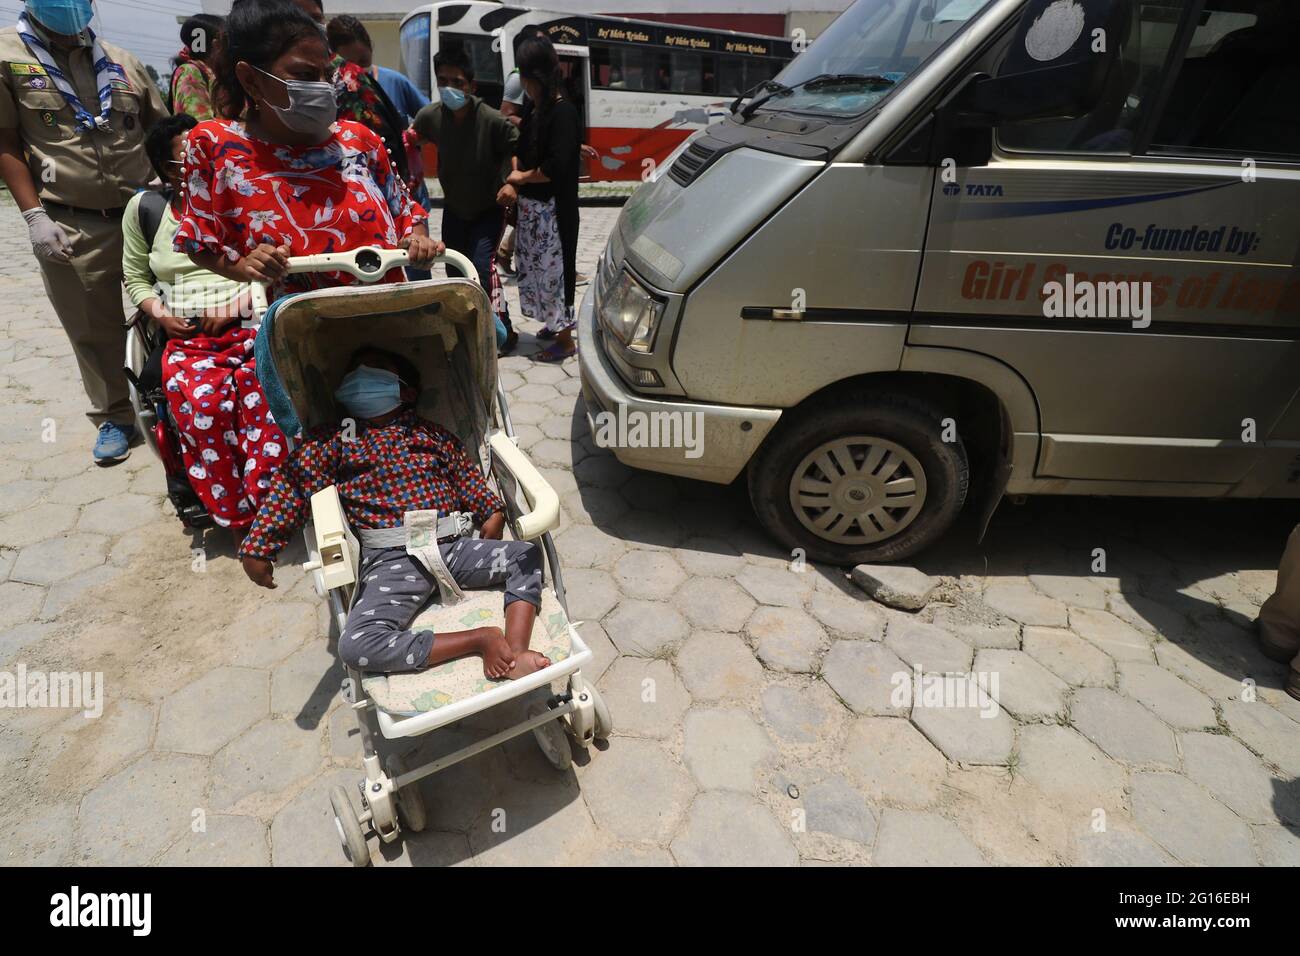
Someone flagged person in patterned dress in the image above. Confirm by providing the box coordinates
[240,348,551,679]
[169,14,224,120]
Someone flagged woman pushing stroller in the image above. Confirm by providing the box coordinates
[239,348,552,680]
[157,0,442,542]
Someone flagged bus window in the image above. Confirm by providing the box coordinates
[400,12,432,99]
[718,54,744,96]
[591,43,653,91]
[440,35,505,107]
[657,51,713,94]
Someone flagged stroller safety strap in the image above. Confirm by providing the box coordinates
[358,512,472,549]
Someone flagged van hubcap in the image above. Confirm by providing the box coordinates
[788,436,927,545]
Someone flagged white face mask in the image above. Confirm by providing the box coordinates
[253,65,337,139]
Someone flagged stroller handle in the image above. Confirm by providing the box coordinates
[248,245,480,321]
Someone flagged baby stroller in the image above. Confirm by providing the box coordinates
[252,246,612,866]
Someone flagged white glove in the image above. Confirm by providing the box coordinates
[22,207,74,263]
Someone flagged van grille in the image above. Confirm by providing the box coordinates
[668,140,719,187]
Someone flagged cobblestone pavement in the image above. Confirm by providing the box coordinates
[1,195,1298,867]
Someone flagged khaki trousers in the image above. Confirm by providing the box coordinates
[1259,523,1300,671]
[36,205,133,427]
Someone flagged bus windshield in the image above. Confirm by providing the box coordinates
[761,0,994,116]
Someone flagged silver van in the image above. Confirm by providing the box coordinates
[578,0,1300,565]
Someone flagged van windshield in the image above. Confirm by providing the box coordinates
[760,0,994,116]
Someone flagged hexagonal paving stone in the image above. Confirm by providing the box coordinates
[157,666,269,756]
[1028,573,1108,609]
[553,524,627,568]
[76,753,209,865]
[159,814,270,866]
[736,564,814,608]
[670,792,797,866]
[610,509,686,550]
[603,599,688,657]
[270,640,343,721]
[910,675,1014,765]
[1023,626,1115,687]
[975,649,1069,721]
[808,587,884,640]
[469,774,599,866]
[0,502,77,548]
[580,842,676,866]
[562,568,621,623]
[674,577,756,632]
[885,620,974,674]
[613,549,686,600]
[931,609,1020,649]
[761,681,839,744]
[841,716,949,806]
[1072,820,1178,866]
[748,606,825,673]
[579,736,694,842]
[10,532,108,586]
[1016,724,1128,809]
[1117,662,1217,730]
[41,698,155,792]
[1219,699,1300,777]
[873,808,987,866]
[800,773,878,845]
[0,581,46,630]
[0,478,48,514]
[77,493,160,536]
[1154,639,1250,700]
[0,801,76,866]
[38,563,122,621]
[1130,772,1256,866]
[822,640,910,716]
[209,718,325,813]
[1068,608,1154,662]
[675,536,747,578]
[1181,731,1299,825]
[573,453,633,489]
[683,707,774,790]
[983,582,1068,626]
[1253,824,1300,866]
[576,619,618,682]
[220,602,321,669]
[676,631,764,700]
[1069,688,1178,768]
[596,656,690,738]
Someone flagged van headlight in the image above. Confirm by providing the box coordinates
[598,268,665,354]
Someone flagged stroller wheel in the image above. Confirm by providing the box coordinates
[330,785,371,867]
[587,684,613,741]
[387,755,427,833]
[527,702,573,771]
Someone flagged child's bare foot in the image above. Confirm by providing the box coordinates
[508,650,551,679]
[477,627,514,679]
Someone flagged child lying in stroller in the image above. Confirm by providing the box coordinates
[238,347,552,680]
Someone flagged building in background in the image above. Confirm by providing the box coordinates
[200,0,850,75]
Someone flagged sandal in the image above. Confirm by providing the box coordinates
[535,342,577,363]
[536,327,558,340]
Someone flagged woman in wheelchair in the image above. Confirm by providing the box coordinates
[123,112,285,543]
[239,348,552,680]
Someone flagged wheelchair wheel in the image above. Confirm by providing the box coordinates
[387,756,427,833]
[528,702,572,771]
[330,785,370,867]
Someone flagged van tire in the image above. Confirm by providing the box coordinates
[747,392,969,565]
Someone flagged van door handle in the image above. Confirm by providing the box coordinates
[770,309,804,321]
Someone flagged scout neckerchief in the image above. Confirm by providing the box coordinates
[16,12,127,133]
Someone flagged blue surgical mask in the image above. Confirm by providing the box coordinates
[27,0,95,36]
[439,85,467,110]
[335,365,403,420]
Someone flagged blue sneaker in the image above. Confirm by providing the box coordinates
[93,421,135,464]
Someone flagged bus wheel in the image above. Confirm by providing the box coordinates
[748,392,969,566]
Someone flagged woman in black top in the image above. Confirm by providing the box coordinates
[499,35,581,362]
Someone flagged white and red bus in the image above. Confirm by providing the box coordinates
[399,2,796,181]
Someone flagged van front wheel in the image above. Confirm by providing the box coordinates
[748,394,969,565]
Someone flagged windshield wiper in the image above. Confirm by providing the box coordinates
[740,72,897,119]
[729,79,791,116]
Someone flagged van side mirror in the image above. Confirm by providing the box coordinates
[914,0,1130,166]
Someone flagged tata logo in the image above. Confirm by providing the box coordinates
[942,182,961,196]
[965,184,1004,197]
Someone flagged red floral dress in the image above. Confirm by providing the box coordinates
[165,119,428,528]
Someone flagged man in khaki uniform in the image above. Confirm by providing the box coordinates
[0,0,167,462]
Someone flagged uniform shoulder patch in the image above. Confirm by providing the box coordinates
[9,62,49,76]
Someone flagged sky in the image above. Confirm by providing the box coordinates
[0,0,206,78]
